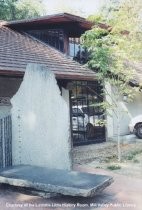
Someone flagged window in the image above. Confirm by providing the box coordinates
[27,29,64,52]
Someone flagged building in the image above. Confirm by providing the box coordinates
[0,13,142,169]
[0,13,106,164]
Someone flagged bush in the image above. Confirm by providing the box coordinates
[107,165,121,170]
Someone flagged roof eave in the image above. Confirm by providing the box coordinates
[0,70,96,81]
[4,13,93,30]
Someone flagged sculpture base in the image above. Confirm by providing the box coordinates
[0,165,113,197]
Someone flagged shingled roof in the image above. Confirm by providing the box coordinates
[0,23,96,81]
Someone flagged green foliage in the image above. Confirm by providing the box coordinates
[0,0,17,20]
[108,0,142,33]
[126,154,134,160]
[81,0,142,100]
[0,0,45,20]
[109,0,142,63]
[87,14,105,24]
[107,164,121,170]
[82,27,134,99]
[101,0,120,21]
[82,0,142,163]
[133,159,139,163]
[16,0,46,19]
[126,149,142,161]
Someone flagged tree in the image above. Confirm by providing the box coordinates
[81,0,142,161]
[0,0,17,20]
[0,0,46,20]
[101,0,120,20]
[87,0,121,24]
[16,0,46,19]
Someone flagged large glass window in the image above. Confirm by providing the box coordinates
[69,38,89,64]
[27,29,64,52]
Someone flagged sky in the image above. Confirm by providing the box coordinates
[43,0,108,17]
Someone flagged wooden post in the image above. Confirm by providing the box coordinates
[64,32,69,55]
[0,119,3,168]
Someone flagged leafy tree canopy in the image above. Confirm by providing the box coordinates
[81,0,142,98]
[0,0,46,20]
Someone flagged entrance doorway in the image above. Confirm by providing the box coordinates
[71,81,106,146]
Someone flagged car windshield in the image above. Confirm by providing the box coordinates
[82,106,104,116]
[72,108,82,114]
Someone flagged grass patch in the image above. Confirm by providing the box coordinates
[127,154,134,160]
[107,165,121,170]
[96,166,102,169]
[125,149,142,161]
[133,159,140,163]
[104,155,117,163]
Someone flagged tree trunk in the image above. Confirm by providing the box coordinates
[116,104,121,162]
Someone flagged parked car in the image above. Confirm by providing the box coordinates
[72,105,105,131]
[129,115,142,138]
[72,106,88,131]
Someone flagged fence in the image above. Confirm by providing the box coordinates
[0,115,12,168]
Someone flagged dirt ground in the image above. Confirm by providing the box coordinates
[73,140,142,179]
[0,140,142,210]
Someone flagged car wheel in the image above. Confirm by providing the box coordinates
[135,123,142,139]
[86,123,94,139]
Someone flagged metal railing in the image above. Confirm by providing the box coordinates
[0,115,12,168]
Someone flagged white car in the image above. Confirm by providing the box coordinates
[129,115,142,138]
[72,106,88,131]
[72,105,105,131]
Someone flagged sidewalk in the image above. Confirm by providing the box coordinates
[74,165,142,210]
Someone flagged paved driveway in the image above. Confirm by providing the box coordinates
[0,165,141,210]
